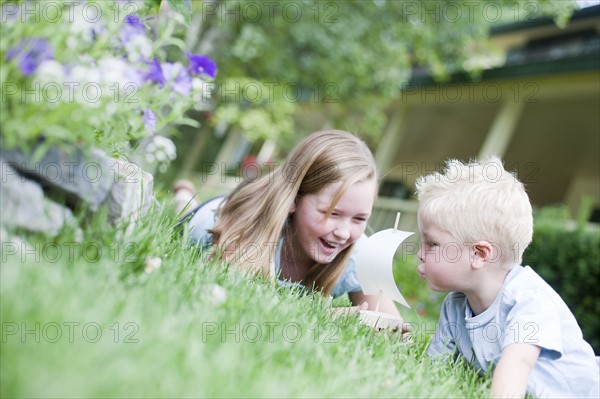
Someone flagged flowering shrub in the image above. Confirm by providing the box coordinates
[1,0,216,167]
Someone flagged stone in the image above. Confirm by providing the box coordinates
[105,159,155,227]
[0,160,77,237]
[0,145,114,211]
[1,144,156,237]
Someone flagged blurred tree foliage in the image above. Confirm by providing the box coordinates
[183,0,577,148]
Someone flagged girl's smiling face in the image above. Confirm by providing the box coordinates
[289,179,376,267]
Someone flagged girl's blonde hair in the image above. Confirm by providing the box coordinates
[210,129,378,296]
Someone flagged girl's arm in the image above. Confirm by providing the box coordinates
[349,291,401,317]
[491,343,541,398]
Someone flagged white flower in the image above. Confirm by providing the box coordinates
[69,13,104,44]
[98,57,143,90]
[192,79,215,107]
[200,284,228,306]
[153,136,177,160]
[124,34,153,62]
[145,153,156,164]
[155,150,167,162]
[36,60,66,85]
[144,256,162,273]
[64,65,102,107]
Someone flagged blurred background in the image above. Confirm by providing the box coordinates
[167,0,599,234]
[163,1,599,349]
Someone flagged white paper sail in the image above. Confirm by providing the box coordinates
[355,228,413,309]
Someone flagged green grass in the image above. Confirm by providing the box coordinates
[1,199,490,398]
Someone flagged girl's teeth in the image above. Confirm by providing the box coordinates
[324,240,338,248]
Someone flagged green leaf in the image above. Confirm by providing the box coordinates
[143,0,162,13]
[167,0,192,26]
[179,117,201,128]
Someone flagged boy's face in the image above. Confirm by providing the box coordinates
[416,214,474,292]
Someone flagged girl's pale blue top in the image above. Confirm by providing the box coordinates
[184,196,363,298]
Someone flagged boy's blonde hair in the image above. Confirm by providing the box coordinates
[415,156,533,264]
[210,130,378,296]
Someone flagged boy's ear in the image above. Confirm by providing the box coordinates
[471,240,494,269]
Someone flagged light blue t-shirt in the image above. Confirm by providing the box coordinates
[427,265,600,399]
[184,196,363,298]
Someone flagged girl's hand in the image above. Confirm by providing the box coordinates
[390,323,414,343]
[390,322,412,335]
[331,303,412,338]
[330,301,369,319]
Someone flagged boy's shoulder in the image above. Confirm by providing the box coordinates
[503,265,556,299]
[499,265,571,321]
[440,266,559,319]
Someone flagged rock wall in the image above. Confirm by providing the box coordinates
[1,143,155,238]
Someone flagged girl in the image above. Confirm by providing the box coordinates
[176,130,400,315]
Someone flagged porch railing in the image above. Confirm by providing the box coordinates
[367,196,420,241]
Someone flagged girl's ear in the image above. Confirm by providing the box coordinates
[289,197,298,214]
[471,240,494,270]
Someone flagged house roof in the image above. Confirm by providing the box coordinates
[489,4,599,34]
[409,5,600,85]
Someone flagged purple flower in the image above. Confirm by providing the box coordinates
[186,52,217,78]
[125,15,144,28]
[162,63,192,95]
[143,109,157,133]
[121,14,145,39]
[120,13,146,50]
[144,58,165,86]
[6,38,53,76]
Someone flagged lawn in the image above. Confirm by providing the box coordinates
[1,199,490,398]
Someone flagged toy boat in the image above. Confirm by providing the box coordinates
[355,213,413,330]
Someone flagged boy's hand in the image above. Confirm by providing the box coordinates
[492,343,541,398]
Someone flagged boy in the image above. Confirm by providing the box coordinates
[415,156,599,398]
